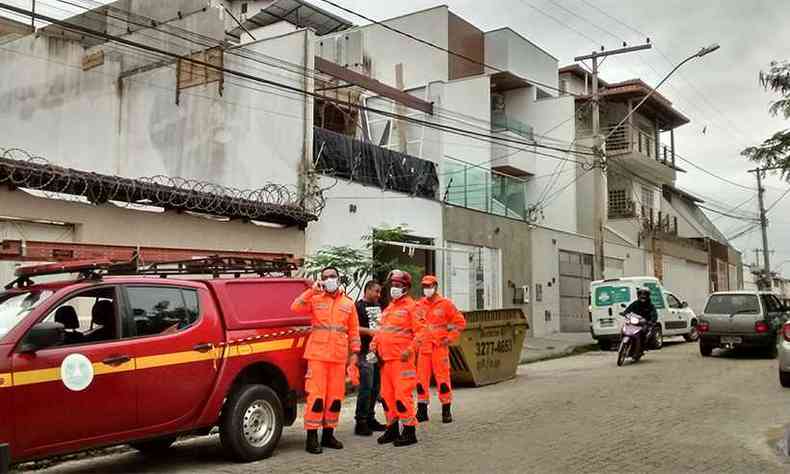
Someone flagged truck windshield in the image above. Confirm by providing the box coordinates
[704,294,759,315]
[0,290,54,339]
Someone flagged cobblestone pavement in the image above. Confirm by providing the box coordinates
[20,340,790,473]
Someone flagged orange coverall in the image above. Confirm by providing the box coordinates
[371,296,424,427]
[291,288,361,430]
[416,295,466,405]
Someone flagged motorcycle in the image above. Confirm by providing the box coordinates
[617,312,650,366]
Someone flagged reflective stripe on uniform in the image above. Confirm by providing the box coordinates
[312,324,349,333]
[400,370,416,378]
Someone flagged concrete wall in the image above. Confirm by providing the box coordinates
[0,26,313,191]
[0,188,305,255]
[443,204,531,323]
[484,28,558,93]
[440,75,492,167]
[304,178,444,275]
[520,93,577,232]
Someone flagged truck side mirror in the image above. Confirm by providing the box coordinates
[19,322,65,353]
[681,301,689,308]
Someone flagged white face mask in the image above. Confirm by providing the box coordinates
[323,278,339,293]
[390,287,404,300]
[423,288,436,298]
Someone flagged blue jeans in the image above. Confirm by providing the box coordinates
[355,358,381,422]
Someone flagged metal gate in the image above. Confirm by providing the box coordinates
[559,250,593,332]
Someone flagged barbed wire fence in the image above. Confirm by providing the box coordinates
[0,147,327,226]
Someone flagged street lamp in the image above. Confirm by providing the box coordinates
[605,43,721,140]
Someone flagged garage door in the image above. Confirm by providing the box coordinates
[559,250,593,332]
[661,255,708,315]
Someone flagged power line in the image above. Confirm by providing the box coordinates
[312,0,582,98]
[767,187,790,212]
[673,154,756,191]
[0,2,597,169]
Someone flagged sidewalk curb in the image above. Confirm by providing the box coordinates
[518,343,598,365]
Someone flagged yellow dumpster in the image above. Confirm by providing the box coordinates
[449,308,529,386]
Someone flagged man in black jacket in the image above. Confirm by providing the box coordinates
[354,280,386,436]
[623,287,658,349]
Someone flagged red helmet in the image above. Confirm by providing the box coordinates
[387,269,412,288]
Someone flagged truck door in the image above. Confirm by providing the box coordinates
[121,285,222,430]
[10,286,138,456]
[664,292,688,335]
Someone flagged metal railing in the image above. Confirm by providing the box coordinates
[578,124,676,168]
[442,156,530,220]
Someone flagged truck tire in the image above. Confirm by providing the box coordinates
[780,370,790,388]
[130,436,177,455]
[220,384,284,462]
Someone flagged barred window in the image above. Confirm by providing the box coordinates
[642,186,655,210]
[608,189,628,216]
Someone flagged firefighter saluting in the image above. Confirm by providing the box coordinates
[370,269,424,447]
[416,275,466,423]
[291,267,361,455]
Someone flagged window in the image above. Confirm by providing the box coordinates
[593,286,631,307]
[641,186,655,211]
[0,290,53,339]
[125,287,200,338]
[608,189,629,217]
[666,293,682,309]
[42,287,118,346]
[643,282,665,309]
[559,79,568,96]
[704,294,759,315]
[760,294,782,313]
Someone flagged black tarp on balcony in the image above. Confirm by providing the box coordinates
[313,127,438,199]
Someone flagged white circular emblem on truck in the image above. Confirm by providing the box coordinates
[60,353,94,391]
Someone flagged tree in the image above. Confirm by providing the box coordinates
[300,225,425,299]
[742,60,790,177]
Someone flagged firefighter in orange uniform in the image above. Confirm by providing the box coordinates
[291,266,361,454]
[416,275,466,423]
[370,269,424,447]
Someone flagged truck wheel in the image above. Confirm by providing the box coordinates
[598,340,611,351]
[130,436,177,455]
[780,370,790,388]
[700,340,713,357]
[220,385,284,462]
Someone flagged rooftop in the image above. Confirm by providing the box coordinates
[230,0,353,36]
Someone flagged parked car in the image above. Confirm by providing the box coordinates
[589,277,699,350]
[778,321,790,387]
[697,291,788,357]
[0,257,311,468]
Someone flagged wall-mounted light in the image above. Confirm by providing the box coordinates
[349,204,357,214]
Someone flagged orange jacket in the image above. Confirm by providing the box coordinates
[291,288,361,363]
[371,296,424,361]
[416,295,466,353]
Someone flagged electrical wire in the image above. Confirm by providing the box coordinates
[313,0,584,98]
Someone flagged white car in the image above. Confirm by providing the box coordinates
[589,277,700,350]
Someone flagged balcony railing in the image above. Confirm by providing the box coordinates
[442,156,529,220]
[581,124,676,169]
[491,111,534,142]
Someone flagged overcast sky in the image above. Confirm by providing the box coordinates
[4,0,790,274]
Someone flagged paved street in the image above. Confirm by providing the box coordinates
[19,340,790,473]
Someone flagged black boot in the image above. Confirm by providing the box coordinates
[368,418,387,432]
[305,429,322,454]
[442,403,453,424]
[354,419,373,436]
[416,403,429,422]
[321,428,344,449]
[393,425,418,447]
[377,422,400,445]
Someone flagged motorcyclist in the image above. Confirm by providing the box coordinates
[622,287,658,350]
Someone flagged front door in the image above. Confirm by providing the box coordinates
[121,284,221,430]
[11,286,138,457]
[664,292,689,336]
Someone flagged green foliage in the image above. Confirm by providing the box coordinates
[301,224,425,298]
[742,61,790,178]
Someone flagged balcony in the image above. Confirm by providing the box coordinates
[581,124,681,183]
[490,111,536,176]
[443,157,529,220]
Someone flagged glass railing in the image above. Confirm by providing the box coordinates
[491,111,534,141]
[442,157,528,220]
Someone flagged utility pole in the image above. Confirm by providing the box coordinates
[575,44,652,280]
[752,169,772,290]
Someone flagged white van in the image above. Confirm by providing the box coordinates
[589,277,700,350]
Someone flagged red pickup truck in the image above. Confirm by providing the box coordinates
[0,257,311,469]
